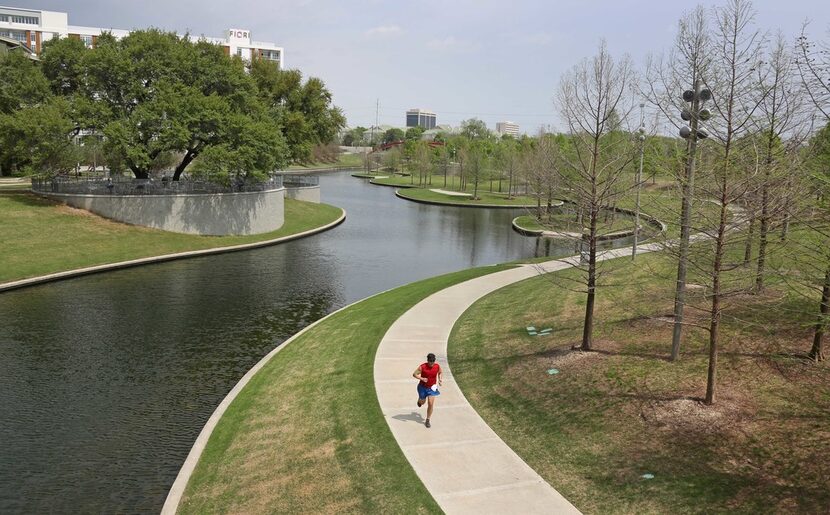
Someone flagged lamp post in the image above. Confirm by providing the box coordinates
[632,103,646,260]
[670,79,712,361]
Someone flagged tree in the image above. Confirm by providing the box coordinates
[0,97,76,176]
[696,0,768,404]
[466,140,490,199]
[405,126,425,141]
[382,128,404,144]
[382,146,402,173]
[251,60,345,165]
[342,126,367,146]
[555,41,637,351]
[460,118,491,140]
[0,51,51,116]
[40,36,88,96]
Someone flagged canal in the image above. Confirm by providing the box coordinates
[0,172,605,513]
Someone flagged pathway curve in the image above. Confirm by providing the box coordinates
[374,242,661,514]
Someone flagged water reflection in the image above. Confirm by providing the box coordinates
[0,172,601,513]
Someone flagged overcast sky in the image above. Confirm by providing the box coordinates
[12,0,830,133]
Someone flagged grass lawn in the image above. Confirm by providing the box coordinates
[287,152,363,170]
[179,264,513,514]
[515,213,636,235]
[0,193,343,283]
[449,247,830,513]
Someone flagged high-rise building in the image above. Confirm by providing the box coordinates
[0,5,284,66]
[496,121,519,137]
[406,108,437,129]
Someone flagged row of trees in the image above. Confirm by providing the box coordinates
[0,29,345,181]
[545,0,830,406]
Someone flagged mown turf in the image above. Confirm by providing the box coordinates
[449,247,830,514]
[0,193,343,283]
[179,264,513,514]
[514,214,636,234]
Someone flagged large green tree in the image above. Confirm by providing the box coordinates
[251,60,345,164]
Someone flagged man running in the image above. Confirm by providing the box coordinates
[413,352,442,428]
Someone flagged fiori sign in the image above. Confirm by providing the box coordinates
[228,28,250,40]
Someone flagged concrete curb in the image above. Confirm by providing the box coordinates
[0,208,346,294]
[395,189,549,209]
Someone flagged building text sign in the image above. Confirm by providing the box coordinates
[227,28,250,41]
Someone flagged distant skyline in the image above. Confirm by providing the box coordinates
[9,0,830,133]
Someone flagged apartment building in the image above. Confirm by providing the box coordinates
[496,121,519,137]
[0,5,283,66]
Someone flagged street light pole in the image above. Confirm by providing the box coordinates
[632,103,645,260]
[670,79,712,362]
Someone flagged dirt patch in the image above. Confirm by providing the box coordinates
[546,348,601,367]
[54,203,98,218]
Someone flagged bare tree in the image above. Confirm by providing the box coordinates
[696,0,768,404]
[753,34,809,292]
[555,40,637,351]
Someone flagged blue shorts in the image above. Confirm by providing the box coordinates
[417,383,441,399]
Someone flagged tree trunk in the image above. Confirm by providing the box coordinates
[706,199,728,405]
[581,206,598,351]
[743,214,754,265]
[755,181,770,292]
[810,264,830,362]
[172,148,198,181]
[130,165,149,179]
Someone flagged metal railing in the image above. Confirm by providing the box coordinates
[282,175,319,188]
[31,175,284,196]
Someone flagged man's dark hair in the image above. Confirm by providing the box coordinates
[427,353,436,363]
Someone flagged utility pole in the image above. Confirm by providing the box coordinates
[632,103,645,260]
[671,79,712,361]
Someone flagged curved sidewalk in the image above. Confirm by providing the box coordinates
[374,243,661,514]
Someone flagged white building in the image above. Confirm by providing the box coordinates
[496,121,519,137]
[406,108,437,129]
[0,5,283,66]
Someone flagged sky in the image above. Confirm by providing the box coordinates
[11,0,830,133]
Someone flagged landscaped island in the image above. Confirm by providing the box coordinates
[0,192,343,285]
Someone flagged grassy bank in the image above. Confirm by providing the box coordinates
[449,249,829,513]
[0,193,343,283]
[287,152,363,170]
[179,264,513,513]
[515,214,636,234]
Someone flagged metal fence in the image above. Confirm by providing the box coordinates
[31,175,284,196]
[282,175,319,188]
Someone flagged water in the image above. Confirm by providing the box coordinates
[0,172,605,513]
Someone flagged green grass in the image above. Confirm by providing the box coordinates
[287,152,363,170]
[0,193,343,283]
[397,187,540,206]
[179,263,513,513]
[449,247,830,513]
[515,214,636,234]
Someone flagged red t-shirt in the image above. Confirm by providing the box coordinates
[419,363,441,387]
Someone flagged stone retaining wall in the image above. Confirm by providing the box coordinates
[285,185,320,203]
[40,188,285,236]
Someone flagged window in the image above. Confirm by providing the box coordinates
[0,15,8,22]
[10,15,38,25]
[260,50,280,61]
[0,29,26,42]
[79,35,93,47]
[237,48,243,57]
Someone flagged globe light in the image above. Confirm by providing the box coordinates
[681,109,691,121]
[699,108,712,121]
[683,90,695,102]
[699,88,712,101]
[680,126,692,139]
[696,128,709,139]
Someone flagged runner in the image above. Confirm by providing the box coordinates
[413,353,442,428]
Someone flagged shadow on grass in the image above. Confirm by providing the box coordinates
[1,191,55,207]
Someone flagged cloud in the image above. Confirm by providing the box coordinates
[364,25,403,37]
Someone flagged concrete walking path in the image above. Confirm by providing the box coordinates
[374,243,661,514]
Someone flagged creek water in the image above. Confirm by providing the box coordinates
[0,172,628,513]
